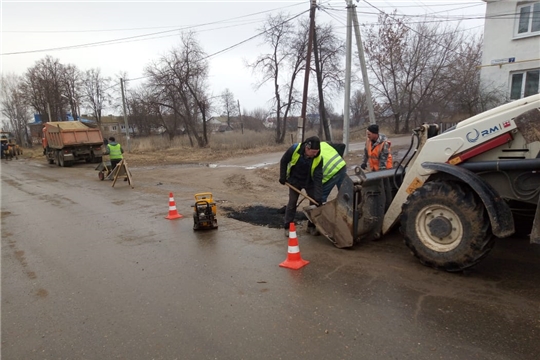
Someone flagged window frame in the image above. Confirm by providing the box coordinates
[509,68,540,99]
[514,2,540,38]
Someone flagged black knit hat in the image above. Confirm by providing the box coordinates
[367,124,379,134]
[305,136,320,150]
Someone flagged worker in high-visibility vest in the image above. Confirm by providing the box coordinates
[361,124,393,172]
[279,136,323,237]
[104,136,124,170]
[320,141,347,203]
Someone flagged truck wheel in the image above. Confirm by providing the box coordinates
[400,181,494,272]
[56,151,61,167]
[58,152,65,167]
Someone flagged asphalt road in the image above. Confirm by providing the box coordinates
[2,156,540,360]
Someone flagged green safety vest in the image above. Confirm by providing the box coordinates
[320,142,346,183]
[287,143,321,178]
[108,143,123,160]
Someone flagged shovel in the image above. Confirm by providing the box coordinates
[285,182,319,206]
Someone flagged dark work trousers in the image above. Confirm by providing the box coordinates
[322,166,347,203]
[110,159,122,171]
[284,185,316,229]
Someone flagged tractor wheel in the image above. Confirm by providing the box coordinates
[400,181,494,272]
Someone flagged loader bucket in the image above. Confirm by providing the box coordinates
[304,170,399,248]
[303,174,358,248]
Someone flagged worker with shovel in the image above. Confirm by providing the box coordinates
[279,136,323,237]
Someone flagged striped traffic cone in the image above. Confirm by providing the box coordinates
[279,223,309,270]
[165,192,183,220]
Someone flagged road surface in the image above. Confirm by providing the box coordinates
[1,153,539,360]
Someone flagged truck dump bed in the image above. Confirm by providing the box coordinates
[45,121,103,149]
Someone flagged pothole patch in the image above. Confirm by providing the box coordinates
[221,205,307,228]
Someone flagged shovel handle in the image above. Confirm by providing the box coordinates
[285,182,319,206]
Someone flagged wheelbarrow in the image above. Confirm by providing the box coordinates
[95,161,112,181]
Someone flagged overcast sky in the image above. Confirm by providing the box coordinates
[1,0,487,116]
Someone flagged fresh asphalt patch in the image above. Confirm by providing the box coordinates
[221,205,307,228]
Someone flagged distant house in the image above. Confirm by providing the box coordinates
[99,115,136,137]
[480,1,540,100]
[217,124,234,132]
[206,117,225,132]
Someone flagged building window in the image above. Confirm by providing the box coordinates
[111,126,117,131]
[516,2,540,36]
[510,69,540,99]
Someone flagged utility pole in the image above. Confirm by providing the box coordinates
[351,3,376,125]
[343,0,353,156]
[299,0,317,143]
[120,78,130,152]
[237,99,243,134]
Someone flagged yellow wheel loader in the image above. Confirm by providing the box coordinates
[305,94,540,272]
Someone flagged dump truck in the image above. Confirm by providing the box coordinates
[43,121,104,167]
[305,94,540,272]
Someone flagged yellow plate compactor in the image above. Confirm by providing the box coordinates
[191,192,218,230]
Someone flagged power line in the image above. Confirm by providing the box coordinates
[361,0,479,61]
[1,2,305,56]
[125,9,310,83]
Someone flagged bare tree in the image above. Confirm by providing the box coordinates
[307,20,346,138]
[244,107,269,131]
[362,12,467,133]
[350,89,370,127]
[1,74,31,146]
[22,55,67,122]
[437,34,506,118]
[145,32,211,147]
[247,107,269,122]
[61,64,83,120]
[127,84,161,137]
[248,12,306,143]
[310,21,345,97]
[82,68,111,126]
[220,88,237,128]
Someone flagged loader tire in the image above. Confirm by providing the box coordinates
[400,181,494,272]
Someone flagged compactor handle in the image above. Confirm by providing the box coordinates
[194,192,213,201]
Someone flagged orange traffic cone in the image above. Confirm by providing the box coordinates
[165,192,183,220]
[279,223,309,270]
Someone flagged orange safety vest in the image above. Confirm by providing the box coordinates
[366,139,393,171]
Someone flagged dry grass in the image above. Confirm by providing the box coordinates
[21,125,394,167]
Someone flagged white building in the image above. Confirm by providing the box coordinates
[480,0,540,100]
